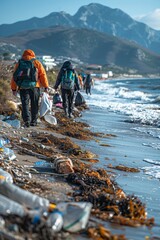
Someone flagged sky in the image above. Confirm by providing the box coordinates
[1,0,160,30]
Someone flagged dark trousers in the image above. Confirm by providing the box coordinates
[86,86,91,95]
[20,88,40,124]
[61,88,74,114]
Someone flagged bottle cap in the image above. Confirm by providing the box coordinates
[0,175,6,180]
[48,203,56,212]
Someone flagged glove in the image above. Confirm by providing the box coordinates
[44,88,49,93]
[12,90,17,96]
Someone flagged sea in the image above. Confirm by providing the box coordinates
[77,77,160,239]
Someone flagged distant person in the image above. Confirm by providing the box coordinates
[54,60,80,118]
[78,73,83,89]
[84,73,94,95]
[11,49,49,127]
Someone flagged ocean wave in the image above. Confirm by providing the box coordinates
[86,79,160,128]
[152,96,160,103]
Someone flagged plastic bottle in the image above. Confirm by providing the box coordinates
[0,168,13,183]
[57,202,92,233]
[0,138,10,148]
[0,179,56,212]
[0,194,26,217]
[2,147,17,161]
[46,209,63,232]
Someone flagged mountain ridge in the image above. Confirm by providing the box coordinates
[1,25,160,74]
[0,3,160,54]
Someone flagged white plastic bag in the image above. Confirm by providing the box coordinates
[44,114,57,125]
[40,92,53,118]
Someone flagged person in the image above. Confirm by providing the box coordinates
[54,60,80,118]
[84,73,93,95]
[77,73,83,90]
[11,49,49,127]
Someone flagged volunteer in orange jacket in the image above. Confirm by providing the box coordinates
[11,49,49,127]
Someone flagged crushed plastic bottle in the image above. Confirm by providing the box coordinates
[0,138,10,148]
[34,160,53,169]
[2,147,17,161]
[0,179,56,212]
[46,209,63,232]
[0,168,13,183]
[57,202,92,232]
[0,194,26,217]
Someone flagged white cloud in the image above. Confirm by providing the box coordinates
[135,9,160,30]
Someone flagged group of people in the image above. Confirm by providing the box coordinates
[11,49,94,127]
[78,73,94,95]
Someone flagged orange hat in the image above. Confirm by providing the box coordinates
[22,49,36,58]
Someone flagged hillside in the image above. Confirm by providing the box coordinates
[0,26,160,74]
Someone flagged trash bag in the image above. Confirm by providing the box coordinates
[55,102,63,109]
[40,92,53,118]
[53,93,62,104]
[75,91,85,106]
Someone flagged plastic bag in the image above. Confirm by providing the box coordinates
[40,92,53,118]
[57,202,92,232]
[44,114,57,125]
[53,93,62,104]
[75,91,85,106]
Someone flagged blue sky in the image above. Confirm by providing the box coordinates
[1,0,160,29]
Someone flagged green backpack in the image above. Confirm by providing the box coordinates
[13,58,38,89]
[61,69,75,90]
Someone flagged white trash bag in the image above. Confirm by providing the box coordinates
[40,92,53,118]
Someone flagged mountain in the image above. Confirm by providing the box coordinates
[0,3,160,54]
[1,26,160,74]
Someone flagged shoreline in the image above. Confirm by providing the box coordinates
[81,106,160,239]
[0,104,156,239]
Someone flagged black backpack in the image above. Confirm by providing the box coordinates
[13,58,38,88]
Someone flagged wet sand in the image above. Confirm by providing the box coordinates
[80,108,160,239]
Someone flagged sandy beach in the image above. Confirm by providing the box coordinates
[0,100,159,239]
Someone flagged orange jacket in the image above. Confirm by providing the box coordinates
[78,74,83,88]
[11,49,49,90]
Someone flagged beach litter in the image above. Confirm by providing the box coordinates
[44,114,57,125]
[0,176,93,239]
[0,90,156,239]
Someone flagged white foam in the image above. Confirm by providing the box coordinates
[86,80,160,128]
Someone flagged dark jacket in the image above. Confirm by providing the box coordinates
[85,74,92,87]
[54,61,80,91]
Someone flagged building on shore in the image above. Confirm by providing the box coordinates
[36,55,57,71]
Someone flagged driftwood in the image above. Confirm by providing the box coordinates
[12,143,52,160]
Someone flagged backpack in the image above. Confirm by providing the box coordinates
[61,69,75,90]
[13,58,38,89]
[85,74,92,87]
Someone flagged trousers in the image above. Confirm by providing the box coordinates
[61,88,74,114]
[20,88,40,124]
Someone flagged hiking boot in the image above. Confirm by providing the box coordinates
[24,122,30,128]
[68,113,74,118]
[64,109,68,117]
[30,122,37,126]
